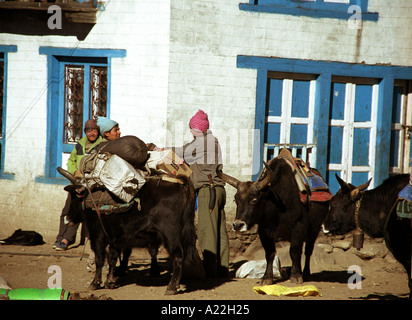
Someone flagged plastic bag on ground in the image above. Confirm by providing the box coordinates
[235,257,281,279]
[253,284,321,297]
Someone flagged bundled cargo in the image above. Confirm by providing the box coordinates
[99,154,146,202]
[97,135,148,170]
[80,153,146,203]
[147,149,192,177]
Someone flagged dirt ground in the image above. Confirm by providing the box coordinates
[0,228,410,303]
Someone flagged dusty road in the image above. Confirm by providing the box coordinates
[0,232,409,302]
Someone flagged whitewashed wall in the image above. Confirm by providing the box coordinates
[0,0,171,240]
[166,0,412,219]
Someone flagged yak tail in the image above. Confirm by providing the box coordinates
[178,175,206,280]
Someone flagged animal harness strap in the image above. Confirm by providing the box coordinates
[277,149,309,199]
[83,179,111,240]
[354,195,363,232]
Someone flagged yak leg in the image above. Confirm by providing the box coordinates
[302,240,315,280]
[105,246,120,289]
[304,201,329,280]
[148,245,160,277]
[89,240,106,290]
[259,232,276,285]
[164,241,183,295]
[117,247,131,276]
[289,240,304,284]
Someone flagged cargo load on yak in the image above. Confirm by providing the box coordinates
[58,135,193,215]
[96,135,149,170]
[78,135,149,203]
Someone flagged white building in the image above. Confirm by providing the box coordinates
[0,0,411,241]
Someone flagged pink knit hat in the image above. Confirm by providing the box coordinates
[189,110,209,133]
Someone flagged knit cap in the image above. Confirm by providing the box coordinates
[97,116,118,136]
[189,110,209,133]
[84,119,98,133]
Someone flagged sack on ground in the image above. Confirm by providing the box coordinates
[235,257,281,279]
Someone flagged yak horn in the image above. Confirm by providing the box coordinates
[255,161,273,191]
[357,178,372,191]
[350,178,372,201]
[57,167,78,185]
[217,166,240,188]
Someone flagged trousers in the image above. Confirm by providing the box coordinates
[197,185,229,277]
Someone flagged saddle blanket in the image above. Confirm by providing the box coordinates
[278,149,333,203]
[398,183,412,202]
[396,200,412,219]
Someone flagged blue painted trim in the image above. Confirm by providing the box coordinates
[238,55,412,184]
[252,69,268,181]
[39,46,126,59]
[38,47,125,184]
[45,55,61,179]
[375,77,394,186]
[0,47,17,181]
[237,55,412,79]
[35,176,70,186]
[313,72,331,178]
[0,45,17,53]
[239,0,378,21]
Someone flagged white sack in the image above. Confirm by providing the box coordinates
[146,150,168,170]
[99,154,146,202]
[235,257,281,279]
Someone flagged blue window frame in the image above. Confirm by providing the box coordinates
[37,47,126,184]
[239,0,378,21]
[0,45,17,180]
[237,55,412,191]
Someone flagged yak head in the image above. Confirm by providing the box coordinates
[217,162,273,232]
[322,174,371,235]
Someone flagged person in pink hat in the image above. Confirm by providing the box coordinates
[169,110,229,278]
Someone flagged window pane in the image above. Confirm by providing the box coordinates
[354,84,372,122]
[89,66,107,118]
[328,126,343,164]
[291,80,310,118]
[330,82,346,120]
[290,124,308,144]
[352,128,370,166]
[64,65,84,144]
[267,78,282,117]
[392,85,403,123]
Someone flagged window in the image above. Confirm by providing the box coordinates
[37,47,126,184]
[63,64,107,144]
[60,60,108,157]
[264,72,317,164]
[0,45,17,180]
[237,55,412,193]
[390,80,412,176]
[239,0,379,21]
[327,76,379,188]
